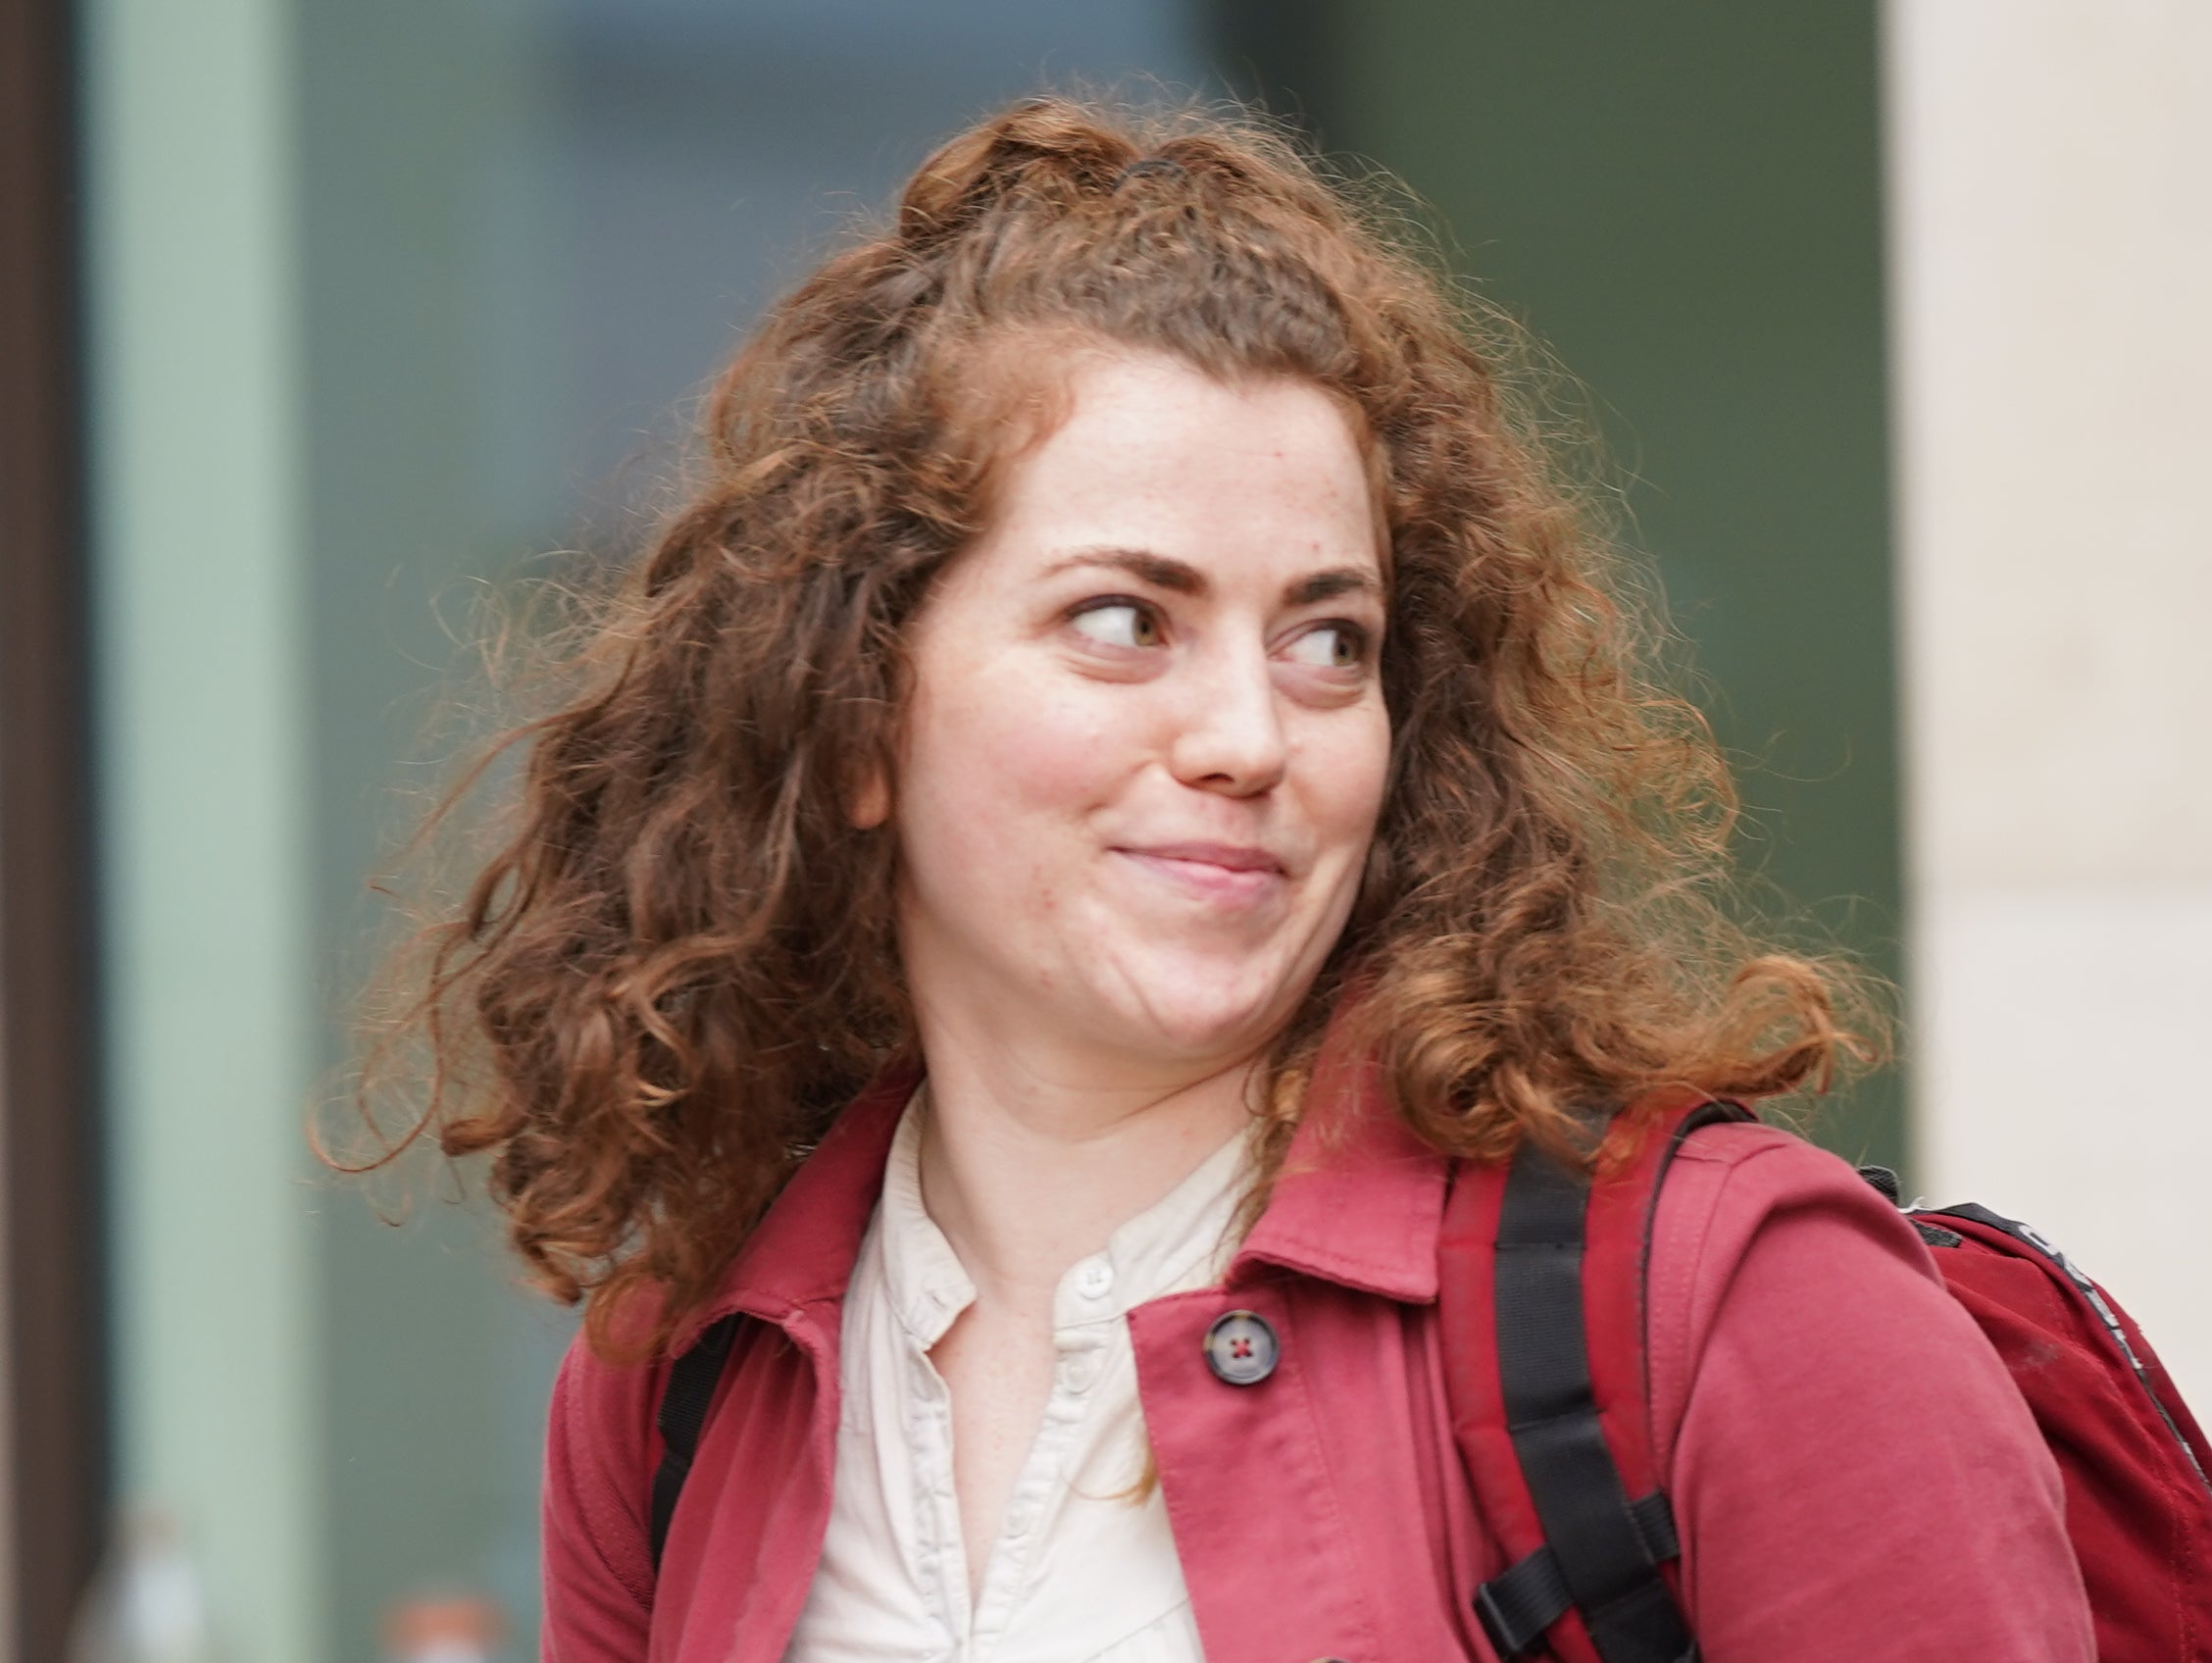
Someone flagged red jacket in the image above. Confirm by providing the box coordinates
[540,1061,2094,1663]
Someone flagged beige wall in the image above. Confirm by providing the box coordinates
[1886,0,2212,1403]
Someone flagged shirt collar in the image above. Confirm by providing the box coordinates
[708,1020,1451,1330]
[873,1087,973,1342]
[871,1088,1257,1343]
[1078,1115,1254,1321]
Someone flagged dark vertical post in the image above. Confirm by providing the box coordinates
[1204,0,1347,150]
[0,0,113,1653]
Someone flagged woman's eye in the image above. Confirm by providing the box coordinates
[1070,600,1162,649]
[1282,623,1365,670]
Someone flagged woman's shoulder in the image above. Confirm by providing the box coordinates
[543,1291,781,1639]
[540,1319,678,1646]
[544,1301,686,1536]
[1664,1112,1878,1195]
[1643,1115,1954,1443]
[550,1313,672,1450]
[1645,1117,2094,1657]
[1653,1115,1907,1262]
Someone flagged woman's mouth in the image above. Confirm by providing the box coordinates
[1114,842,1288,904]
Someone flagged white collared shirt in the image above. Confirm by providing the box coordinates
[783,1095,1252,1662]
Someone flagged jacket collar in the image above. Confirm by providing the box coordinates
[707,1027,1450,1329]
[1229,1038,1448,1302]
[708,1060,920,1328]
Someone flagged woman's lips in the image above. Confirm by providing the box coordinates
[1115,842,1288,904]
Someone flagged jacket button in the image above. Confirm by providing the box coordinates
[1201,1309,1279,1386]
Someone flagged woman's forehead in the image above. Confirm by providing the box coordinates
[966,353,1383,590]
[951,341,1389,582]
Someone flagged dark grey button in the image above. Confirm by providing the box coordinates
[1201,1309,1279,1386]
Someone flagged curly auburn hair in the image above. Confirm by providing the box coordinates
[356,95,1866,1357]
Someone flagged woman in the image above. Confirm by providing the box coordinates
[377,99,2092,1660]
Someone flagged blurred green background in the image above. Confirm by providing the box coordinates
[78,2,1893,1656]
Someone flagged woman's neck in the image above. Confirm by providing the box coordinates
[912,1028,1258,1312]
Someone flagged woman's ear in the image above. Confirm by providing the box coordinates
[848,763,890,831]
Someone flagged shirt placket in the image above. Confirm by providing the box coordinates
[907,1293,969,1660]
[969,1314,1115,1654]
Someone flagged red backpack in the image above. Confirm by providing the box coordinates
[1440,1097,2212,1663]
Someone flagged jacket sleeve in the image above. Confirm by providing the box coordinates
[541,1331,662,1663]
[1647,1126,2095,1663]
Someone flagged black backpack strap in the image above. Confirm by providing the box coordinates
[649,1312,740,1571]
[1477,1103,1744,1663]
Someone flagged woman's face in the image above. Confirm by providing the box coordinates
[878,347,1391,1075]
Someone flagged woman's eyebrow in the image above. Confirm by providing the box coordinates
[1044,549,1384,608]
[1044,547,1207,593]
[1285,567,1385,607]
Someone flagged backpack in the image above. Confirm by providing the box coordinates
[648,1099,2212,1659]
[1440,1097,2212,1663]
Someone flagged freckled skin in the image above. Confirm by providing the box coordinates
[862,349,1393,1590]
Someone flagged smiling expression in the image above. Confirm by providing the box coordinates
[880,347,1392,1075]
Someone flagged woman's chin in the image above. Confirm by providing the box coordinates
[1094,957,1313,1065]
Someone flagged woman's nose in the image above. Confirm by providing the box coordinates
[1166,643,1288,795]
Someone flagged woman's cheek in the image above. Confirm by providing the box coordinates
[1306,704,1391,842]
[979,679,1138,811]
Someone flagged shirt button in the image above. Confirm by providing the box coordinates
[1201,1309,1280,1386]
[1061,1348,1103,1392]
[1076,1257,1115,1300]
